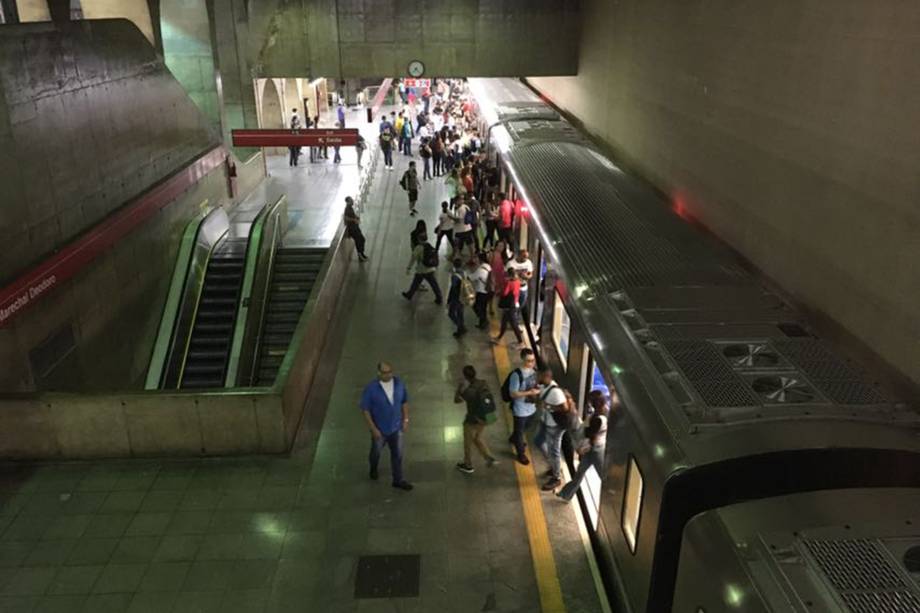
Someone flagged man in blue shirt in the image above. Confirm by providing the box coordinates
[508,348,540,465]
[360,362,413,491]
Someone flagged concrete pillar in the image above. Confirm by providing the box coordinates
[159,0,221,136]
[80,0,155,44]
[210,0,259,158]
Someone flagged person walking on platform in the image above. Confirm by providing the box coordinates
[447,258,468,338]
[399,162,420,216]
[507,249,534,322]
[333,121,343,164]
[401,117,414,156]
[435,202,454,255]
[454,365,498,474]
[493,267,525,347]
[534,368,572,492]
[420,139,432,180]
[431,135,444,177]
[507,349,540,465]
[402,232,443,304]
[558,390,610,502]
[361,362,413,491]
[468,252,492,329]
[380,127,394,170]
[288,109,302,167]
[343,197,368,262]
[355,134,367,168]
[337,102,346,128]
[482,195,499,249]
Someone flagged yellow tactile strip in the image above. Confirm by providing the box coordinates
[490,322,566,613]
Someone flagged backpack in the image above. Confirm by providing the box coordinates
[463,209,475,225]
[422,242,438,267]
[474,382,497,424]
[460,276,476,306]
[548,387,577,430]
[380,131,392,144]
[500,368,522,403]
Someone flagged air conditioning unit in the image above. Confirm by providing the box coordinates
[750,375,820,404]
[722,343,783,368]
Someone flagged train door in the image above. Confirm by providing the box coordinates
[532,241,548,335]
[576,345,612,528]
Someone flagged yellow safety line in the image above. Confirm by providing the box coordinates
[490,321,566,613]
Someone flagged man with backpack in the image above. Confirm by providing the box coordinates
[446,259,470,338]
[402,232,443,304]
[533,367,573,492]
[380,127,394,170]
[454,365,498,473]
[400,162,420,216]
[501,349,540,465]
[452,197,475,258]
[467,252,492,329]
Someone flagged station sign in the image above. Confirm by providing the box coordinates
[231,129,359,148]
[403,78,431,89]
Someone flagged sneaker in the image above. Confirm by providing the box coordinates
[369,467,378,480]
[392,481,414,491]
[358,254,368,262]
[401,292,411,300]
[542,468,554,478]
[515,455,530,466]
[434,299,443,305]
[541,478,562,491]
[455,462,475,474]
[486,457,499,468]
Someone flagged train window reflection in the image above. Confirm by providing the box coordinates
[622,456,643,553]
[552,291,570,371]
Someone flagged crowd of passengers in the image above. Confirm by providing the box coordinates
[344,78,615,495]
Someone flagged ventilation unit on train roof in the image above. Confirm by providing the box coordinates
[746,374,823,405]
[495,102,558,123]
[756,527,920,613]
[719,342,788,369]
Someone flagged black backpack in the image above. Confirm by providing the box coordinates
[500,368,522,403]
[422,243,439,267]
[473,383,497,424]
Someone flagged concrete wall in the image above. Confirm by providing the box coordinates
[0,20,245,393]
[160,0,221,134]
[81,0,155,44]
[246,0,580,78]
[0,19,217,278]
[528,0,920,386]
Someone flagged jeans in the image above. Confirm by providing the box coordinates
[333,146,341,163]
[498,226,513,249]
[433,154,442,176]
[435,229,453,253]
[448,301,465,333]
[423,157,431,179]
[347,225,366,257]
[288,146,299,166]
[369,430,404,484]
[463,421,493,465]
[534,422,564,479]
[558,445,605,501]
[473,292,489,327]
[383,146,393,167]
[510,414,531,458]
[471,223,481,252]
[497,307,523,343]
[402,138,412,155]
[406,272,443,302]
[483,220,497,248]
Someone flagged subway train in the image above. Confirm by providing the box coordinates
[466,78,920,612]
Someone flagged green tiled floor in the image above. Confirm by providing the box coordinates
[0,146,603,612]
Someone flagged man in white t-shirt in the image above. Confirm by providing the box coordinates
[452,200,474,258]
[534,368,568,492]
[466,252,492,329]
[506,250,534,319]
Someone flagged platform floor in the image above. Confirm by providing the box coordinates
[230,106,380,248]
[0,135,605,612]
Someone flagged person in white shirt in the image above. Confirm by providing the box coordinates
[466,253,492,329]
[435,201,455,254]
[506,250,534,319]
[558,390,610,502]
[451,199,474,258]
[533,368,570,492]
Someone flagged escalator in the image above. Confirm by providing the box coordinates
[254,247,327,385]
[179,238,248,388]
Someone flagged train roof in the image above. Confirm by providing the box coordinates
[471,79,919,464]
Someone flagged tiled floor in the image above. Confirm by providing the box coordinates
[0,129,603,612]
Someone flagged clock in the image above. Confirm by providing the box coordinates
[407,60,425,78]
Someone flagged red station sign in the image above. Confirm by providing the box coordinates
[231,129,359,148]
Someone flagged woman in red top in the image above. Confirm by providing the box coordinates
[492,267,524,346]
[461,168,474,195]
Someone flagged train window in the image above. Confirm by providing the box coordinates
[622,456,644,554]
[534,247,547,327]
[552,290,571,372]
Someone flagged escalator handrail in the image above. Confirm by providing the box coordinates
[144,203,225,390]
[175,231,230,388]
[224,194,288,387]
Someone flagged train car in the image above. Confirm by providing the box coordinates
[467,78,920,612]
